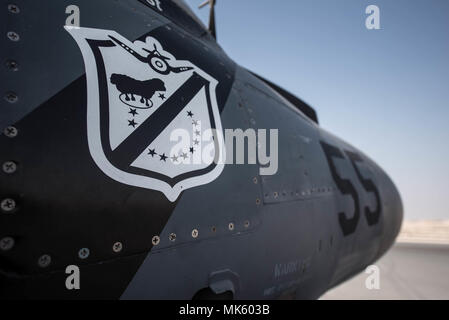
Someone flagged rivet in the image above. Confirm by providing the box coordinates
[7,31,20,42]
[191,229,199,238]
[253,177,258,184]
[7,4,20,14]
[152,235,160,246]
[1,198,16,212]
[0,236,15,251]
[2,161,17,174]
[256,198,261,205]
[4,91,18,103]
[38,254,51,268]
[5,59,19,71]
[3,126,18,138]
[112,241,122,253]
[228,222,234,231]
[78,247,90,259]
[244,220,250,228]
[169,233,176,242]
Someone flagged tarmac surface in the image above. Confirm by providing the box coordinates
[320,242,449,300]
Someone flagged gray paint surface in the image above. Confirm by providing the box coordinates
[1,0,403,299]
[1,0,168,130]
[122,66,401,299]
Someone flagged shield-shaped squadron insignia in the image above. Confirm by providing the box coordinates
[65,27,225,201]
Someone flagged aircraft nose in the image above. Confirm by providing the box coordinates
[376,174,403,259]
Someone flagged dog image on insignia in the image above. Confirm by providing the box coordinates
[110,74,166,109]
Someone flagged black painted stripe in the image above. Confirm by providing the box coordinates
[112,72,209,167]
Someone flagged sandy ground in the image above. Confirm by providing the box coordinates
[320,241,449,300]
[396,220,449,244]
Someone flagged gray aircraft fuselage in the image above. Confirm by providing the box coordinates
[0,0,402,299]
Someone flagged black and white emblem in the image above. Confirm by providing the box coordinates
[66,27,225,201]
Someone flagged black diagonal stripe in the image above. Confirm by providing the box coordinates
[113,72,208,167]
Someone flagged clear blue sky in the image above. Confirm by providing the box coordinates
[186,0,449,220]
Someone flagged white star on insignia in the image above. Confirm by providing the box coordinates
[180,152,188,160]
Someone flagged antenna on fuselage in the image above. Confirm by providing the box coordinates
[198,0,217,39]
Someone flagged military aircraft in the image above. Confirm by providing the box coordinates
[0,0,402,299]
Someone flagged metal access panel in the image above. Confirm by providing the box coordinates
[233,71,332,205]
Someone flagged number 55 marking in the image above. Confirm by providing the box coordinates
[320,141,381,236]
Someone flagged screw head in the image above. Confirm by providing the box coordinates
[2,161,17,174]
[169,233,176,242]
[7,4,20,14]
[244,220,250,228]
[256,198,261,205]
[112,242,122,253]
[7,31,19,42]
[4,92,18,103]
[1,198,16,212]
[228,222,235,231]
[253,177,258,184]
[38,254,51,268]
[78,247,90,259]
[152,235,160,246]
[0,237,15,251]
[5,60,19,71]
[191,229,199,238]
[3,126,18,138]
